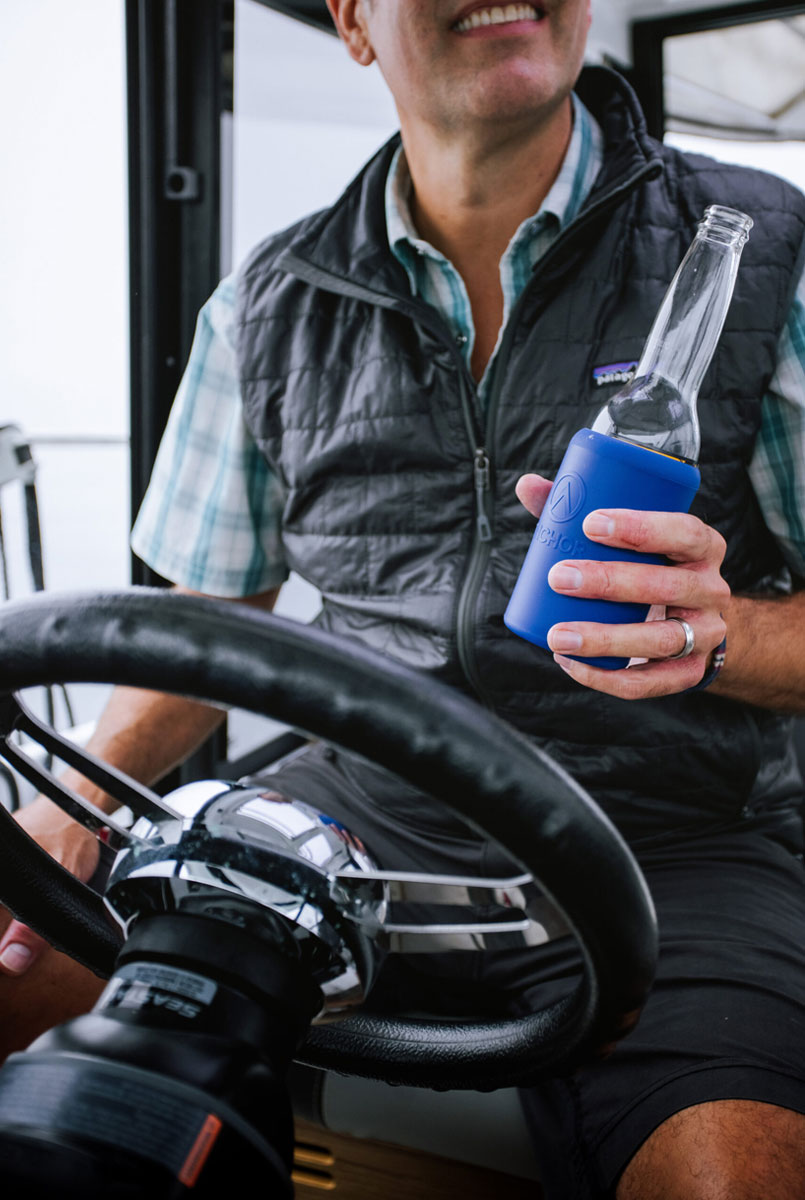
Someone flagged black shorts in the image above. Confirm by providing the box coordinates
[248,743,805,1199]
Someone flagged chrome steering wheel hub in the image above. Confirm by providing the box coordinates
[106,778,387,1011]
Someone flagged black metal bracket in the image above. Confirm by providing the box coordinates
[255,0,335,36]
[163,0,202,201]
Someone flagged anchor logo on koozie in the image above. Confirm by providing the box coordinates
[548,473,586,523]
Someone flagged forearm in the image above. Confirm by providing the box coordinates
[58,687,227,814]
[709,588,805,712]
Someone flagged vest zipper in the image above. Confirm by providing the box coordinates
[454,446,495,702]
[450,364,497,705]
[474,449,493,543]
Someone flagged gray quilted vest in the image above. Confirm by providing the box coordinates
[235,67,805,839]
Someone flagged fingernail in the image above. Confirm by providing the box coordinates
[584,513,614,537]
[0,943,33,974]
[549,629,583,651]
[548,565,583,591]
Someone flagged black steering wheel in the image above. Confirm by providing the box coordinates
[0,588,657,1090]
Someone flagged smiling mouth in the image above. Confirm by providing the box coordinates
[453,4,545,33]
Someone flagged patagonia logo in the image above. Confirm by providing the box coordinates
[593,361,638,387]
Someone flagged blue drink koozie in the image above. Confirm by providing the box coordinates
[504,429,700,670]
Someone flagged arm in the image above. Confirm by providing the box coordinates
[709,588,805,711]
[0,585,280,976]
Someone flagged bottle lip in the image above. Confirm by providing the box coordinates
[700,205,753,245]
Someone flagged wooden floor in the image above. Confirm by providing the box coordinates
[293,1117,542,1200]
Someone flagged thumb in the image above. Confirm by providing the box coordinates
[515,472,553,519]
[0,920,50,976]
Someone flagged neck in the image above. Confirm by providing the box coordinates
[401,97,573,273]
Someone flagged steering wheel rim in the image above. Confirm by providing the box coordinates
[0,588,657,1089]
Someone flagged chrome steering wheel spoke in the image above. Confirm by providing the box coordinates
[0,690,187,849]
[336,866,569,951]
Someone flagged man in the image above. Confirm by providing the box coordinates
[2,1,805,1196]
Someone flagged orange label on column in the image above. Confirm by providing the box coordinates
[178,1113,223,1187]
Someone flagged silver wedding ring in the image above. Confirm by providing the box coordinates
[666,617,695,660]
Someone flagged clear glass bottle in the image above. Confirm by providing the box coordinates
[504,205,752,669]
[591,205,753,463]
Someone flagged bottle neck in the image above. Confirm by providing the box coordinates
[636,233,741,401]
[590,206,751,464]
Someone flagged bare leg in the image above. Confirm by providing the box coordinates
[0,907,104,1064]
[617,1099,805,1200]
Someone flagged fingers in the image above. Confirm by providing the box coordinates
[515,473,553,519]
[541,508,730,699]
[548,610,726,664]
[0,920,48,976]
[547,507,730,612]
[547,558,730,611]
[552,651,709,700]
[0,798,103,978]
[583,508,727,566]
[0,905,106,1063]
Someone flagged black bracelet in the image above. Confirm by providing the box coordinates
[686,633,727,693]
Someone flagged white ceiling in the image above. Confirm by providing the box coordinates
[665,16,805,138]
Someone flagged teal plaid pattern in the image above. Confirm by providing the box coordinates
[131,105,805,594]
[750,287,805,575]
[131,274,288,596]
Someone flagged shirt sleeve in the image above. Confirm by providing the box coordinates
[748,266,805,580]
[130,274,289,596]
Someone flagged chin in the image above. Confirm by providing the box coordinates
[468,72,573,126]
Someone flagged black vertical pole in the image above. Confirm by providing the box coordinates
[125,0,233,783]
[630,20,666,142]
[126,0,231,549]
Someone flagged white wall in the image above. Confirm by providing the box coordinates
[0,0,130,599]
[0,2,128,786]
[232,1,399,266]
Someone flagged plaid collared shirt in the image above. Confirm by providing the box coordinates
[131,99,805,594]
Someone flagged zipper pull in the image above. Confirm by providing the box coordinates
[474,448,493,542]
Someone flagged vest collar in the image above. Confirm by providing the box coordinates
[276,66,664,304]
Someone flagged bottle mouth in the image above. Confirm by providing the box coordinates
[700,205,753,246]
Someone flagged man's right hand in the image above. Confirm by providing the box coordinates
[0,796,101,976]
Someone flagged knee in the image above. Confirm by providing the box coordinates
[616,1100,805,1200]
